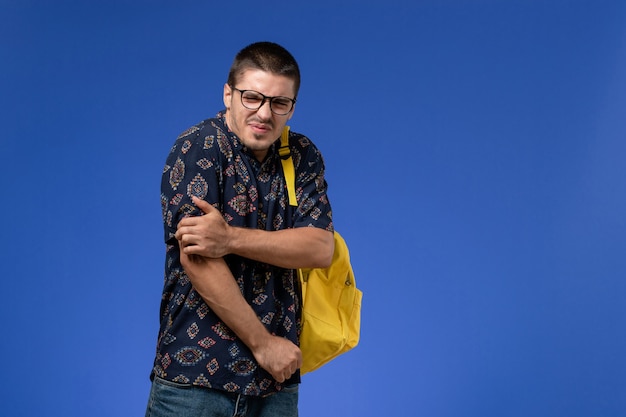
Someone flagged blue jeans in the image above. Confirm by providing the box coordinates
[145,377,299,417]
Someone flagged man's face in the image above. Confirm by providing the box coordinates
[223,69,296,161]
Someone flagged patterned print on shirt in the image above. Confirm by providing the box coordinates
[174,346,206,366]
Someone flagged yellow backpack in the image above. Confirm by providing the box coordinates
[279,126,362,374]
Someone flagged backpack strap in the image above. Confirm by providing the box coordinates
[279,126,298,207]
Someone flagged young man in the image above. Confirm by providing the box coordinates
[145,42,334,417]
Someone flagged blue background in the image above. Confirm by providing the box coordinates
[1,1,625,416]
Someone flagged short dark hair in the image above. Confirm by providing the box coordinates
[227,42,301,97]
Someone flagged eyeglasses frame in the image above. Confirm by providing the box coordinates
[230,86,296,115]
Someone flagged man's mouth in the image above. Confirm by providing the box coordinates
[249,122,272,135]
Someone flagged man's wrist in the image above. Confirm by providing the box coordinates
[241,321,272,352]
[225,225,247,256]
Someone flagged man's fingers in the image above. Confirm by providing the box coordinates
[174,225,193,240]
[191,196,215,214]
[176,196,215,231]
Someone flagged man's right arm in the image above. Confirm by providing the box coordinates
[178,247,302,383]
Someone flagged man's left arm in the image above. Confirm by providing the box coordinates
[177,196,334,269]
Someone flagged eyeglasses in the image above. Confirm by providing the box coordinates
[231,87,296,116]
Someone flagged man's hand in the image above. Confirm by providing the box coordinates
[176,196,230,258]
[251,335,302,383]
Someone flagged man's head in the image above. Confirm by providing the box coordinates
[223,42,300,161]
[227,41,301,96]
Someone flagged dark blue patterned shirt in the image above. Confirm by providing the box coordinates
[150,112,333,397]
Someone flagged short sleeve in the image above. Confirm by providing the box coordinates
[160,125,222,245]
[291,134,333,232]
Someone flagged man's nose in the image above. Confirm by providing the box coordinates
[257,99,273,119]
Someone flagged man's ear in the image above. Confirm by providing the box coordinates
[223,83,232,109]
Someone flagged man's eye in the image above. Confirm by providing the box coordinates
[273,99,290,108]
[243,95,263,102]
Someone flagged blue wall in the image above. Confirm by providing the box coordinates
[1,1,625,415]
